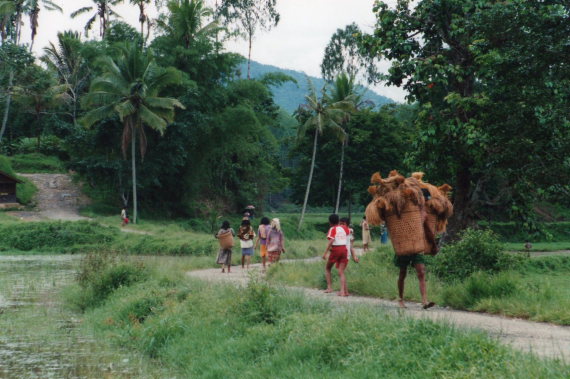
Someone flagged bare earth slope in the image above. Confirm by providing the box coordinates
[188,259,570,361]
[12,174,90,221]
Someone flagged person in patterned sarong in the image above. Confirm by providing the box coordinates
[266,218,285,264]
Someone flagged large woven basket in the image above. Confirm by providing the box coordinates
[218,231,234,249]
[424,212,437,255]
[385,204,425,256]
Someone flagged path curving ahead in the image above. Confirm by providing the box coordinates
[188,259,570,362]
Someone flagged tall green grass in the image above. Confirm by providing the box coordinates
[9,153,65,173]
[68,260,570,378]
[0,221,117,252]
[268,249,570,325]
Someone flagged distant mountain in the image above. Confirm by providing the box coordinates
[239,61,395,113]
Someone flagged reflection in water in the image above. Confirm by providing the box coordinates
[0,255,147,378]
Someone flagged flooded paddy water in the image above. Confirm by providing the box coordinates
[0,255,156,378]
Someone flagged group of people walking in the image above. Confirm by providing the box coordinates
[214,213,363,294]
[215,216,284,273]
[214,213,433,308]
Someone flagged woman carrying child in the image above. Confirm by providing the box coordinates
[255,217,271,270]
[238,218,255,270]
[266,218,285,264]
[215,221,235,273]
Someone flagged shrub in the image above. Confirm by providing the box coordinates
[432,228,524,282]
[441,272,519,308]
[71,252,148,310]
[0,221,117,251]
[15,136,65,157]
[238,275,280,324]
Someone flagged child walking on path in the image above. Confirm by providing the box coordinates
[215,221,235,273]
[255,217,271,270]
[340,217,359,265]
[238,219,255,270]
[266,218,285,264]
[323,214,351,296]
[121,207,129,227]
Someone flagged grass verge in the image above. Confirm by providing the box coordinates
[267,248,570,325]
[65,257,570,378]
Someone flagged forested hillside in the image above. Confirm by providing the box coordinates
[240,61,394,112]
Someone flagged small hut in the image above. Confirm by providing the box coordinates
[0,170,22,206]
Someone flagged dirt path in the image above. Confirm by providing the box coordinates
[188,255,570,362]
[9,174,90,221]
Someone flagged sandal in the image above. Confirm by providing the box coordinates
[422,302,436,309]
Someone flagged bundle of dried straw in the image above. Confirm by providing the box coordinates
[365,170,453,256]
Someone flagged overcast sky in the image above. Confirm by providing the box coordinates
[21,0,407,102]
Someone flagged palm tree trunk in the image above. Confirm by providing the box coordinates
[139,3,145,48]
[247,32,252,79]
[0,69,14,144]
[298,129,319,230]
[131,132,138,224]
[334,140,345,214]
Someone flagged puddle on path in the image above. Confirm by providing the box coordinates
[0,255,155,378]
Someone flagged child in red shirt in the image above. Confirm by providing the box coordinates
[322,214,351,296]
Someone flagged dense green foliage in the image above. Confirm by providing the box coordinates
[291,105,415,208]
[324,0,570,236]
[2,0,570,234]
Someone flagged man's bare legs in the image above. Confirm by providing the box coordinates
[414,263,427,304]
[414,263,434,308]
[324,261,335,293]
[397,267,407,308]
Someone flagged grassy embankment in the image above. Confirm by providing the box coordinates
[487,220,570,251]
[8,152,66,173]
[0,212,334,266]
[61,254,569,378]
[267,244,570,326]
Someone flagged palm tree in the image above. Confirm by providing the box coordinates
[80,43,185,224]
[42,31,90,125]
[296,79,351,230]
[27,0,62,51]
[326,73,362,214]
[71,0,123,38]
[157,0,219,49]
[129,0,151,46]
